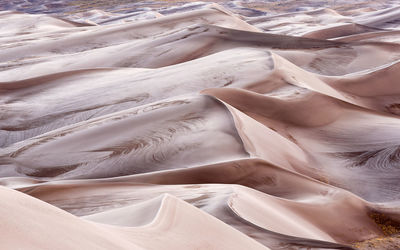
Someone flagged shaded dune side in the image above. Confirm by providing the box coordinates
[203,88,400,203]
[0,95,247,179]
[0,4,258,64]
[202,88,353,128]
[82,195,166,227]
[289,112,400,203]
[261,52,400,116]
[302,23,383,40]
[2,41,398,148]
[8,21,400,81]
[5,44,398,155]
[273,41,400,76]
[0,186,268,250]
[12,158,338,200]
[0,68,114,92]
[248,6,400,36]
[320,60,400,115]
[12,172,383,245]
[0,11,93,37]
[2,44,398,132]
[0,23,345,82]
[0,49,274,146]
[353,6,400,29]
[6,9,400,81]
[2,10,400,86]
[248,8,343,24]
[334,30,400,43]
[2,6,397,74]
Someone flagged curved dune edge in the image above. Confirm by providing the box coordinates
[302,23,383,40]
[6,156,392,245]
[0,186,269,250]
[0,94,248,178]
[0,4,259,65]
[320,60,400,115]
[202,88,400,202]
[200,89,400,240]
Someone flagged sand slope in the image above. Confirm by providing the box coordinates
[0,186,268,250]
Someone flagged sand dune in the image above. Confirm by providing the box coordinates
[8,170,383,245]
[0,49,275,146]
[321,60,400,114]
[0,95,247,178]
[1,186,268,250]
[302,23,383,39]
[353,5,400,29]
[204,87,400,202]
[1,2,400,250]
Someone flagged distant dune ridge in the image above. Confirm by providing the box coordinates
[1,1,400,250]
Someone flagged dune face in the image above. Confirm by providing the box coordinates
[1,1,400,250]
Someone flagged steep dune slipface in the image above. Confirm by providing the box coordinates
[204,88,400,203]
[0,48,274,146]
[273,42,400,76]
[334,30,400,43]
[0,186,268,250]
[1,2,400,250]
[9,172,383,245]
[0,11,92,37]
[247,8,351,36]
[0,95,247,179]
[321,60,400,115]
[302,23,383,40]
[353,5,400,29]
[0,4,258,67]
